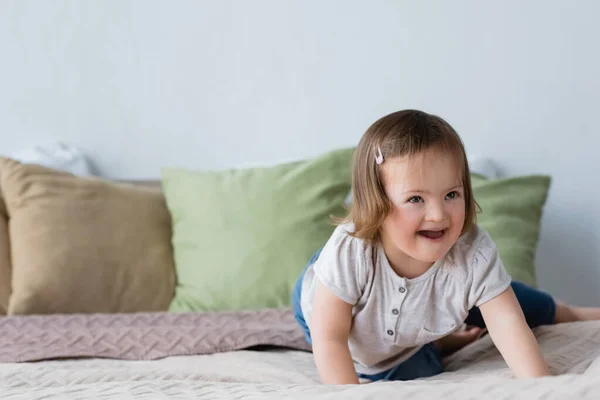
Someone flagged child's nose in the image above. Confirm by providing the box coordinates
[426,202,445,222]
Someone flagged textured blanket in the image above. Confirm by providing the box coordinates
[0,308,311,362]
[1,310,600,399]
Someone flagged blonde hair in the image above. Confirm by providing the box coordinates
[341,109,477,243]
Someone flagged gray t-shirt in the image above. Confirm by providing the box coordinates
[300,223,511,375]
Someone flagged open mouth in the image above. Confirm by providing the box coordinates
[417,229,446,240]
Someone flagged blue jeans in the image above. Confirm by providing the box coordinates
[291,248,556,382]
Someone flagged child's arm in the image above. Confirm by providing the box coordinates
[310,280,359,385]
[479,286,550,378]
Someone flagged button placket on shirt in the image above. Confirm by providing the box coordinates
[386,279,408,339]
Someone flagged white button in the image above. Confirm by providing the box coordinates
[399,287,406,294]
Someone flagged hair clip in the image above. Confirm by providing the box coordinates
[375,147,384,165]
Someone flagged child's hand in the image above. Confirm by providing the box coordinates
[435,326,487,357]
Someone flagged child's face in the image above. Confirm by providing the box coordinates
[379,149,465,268]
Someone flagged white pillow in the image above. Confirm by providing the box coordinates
[11,141,95,177]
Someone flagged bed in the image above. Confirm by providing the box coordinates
[1,308,600,399]
[0,157,597,399]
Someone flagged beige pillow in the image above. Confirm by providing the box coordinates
[0,192,11,314]
[0,157,175,315]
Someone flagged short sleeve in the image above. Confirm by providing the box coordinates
[467,231,512,308]
[311,225,368,305]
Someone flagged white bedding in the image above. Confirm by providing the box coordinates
[2,321,600,399]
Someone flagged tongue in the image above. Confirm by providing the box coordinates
[420,230,443,239]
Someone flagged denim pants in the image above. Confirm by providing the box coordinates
[291,248,556,382]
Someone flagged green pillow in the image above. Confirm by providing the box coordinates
[471,173,551,287]
[162,148,354,312]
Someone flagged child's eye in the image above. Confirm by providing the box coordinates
[445,191,459,200]
[408,196,423,204]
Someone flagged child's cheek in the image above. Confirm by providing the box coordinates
[393,205,422,225]
[450,199,466,218]
[385,190,403,208]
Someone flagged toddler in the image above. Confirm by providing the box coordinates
[292,109,600,384]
